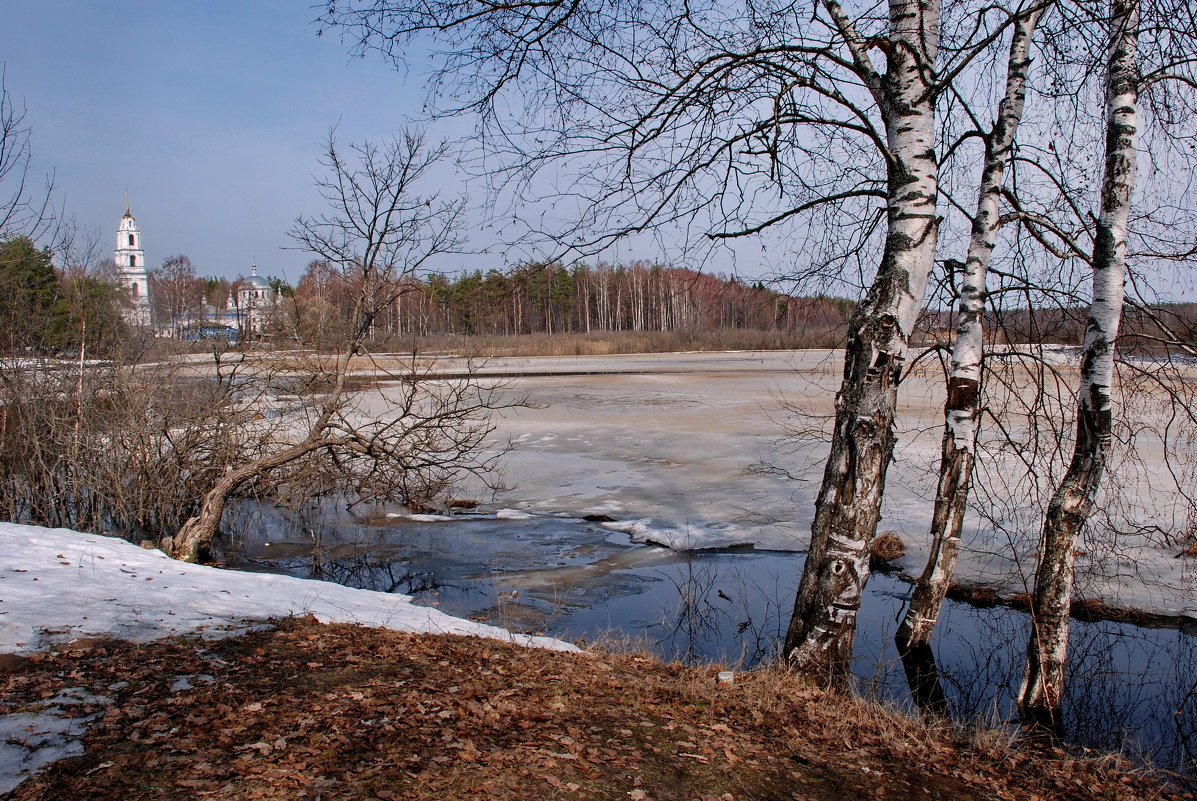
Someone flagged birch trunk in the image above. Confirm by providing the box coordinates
[896,4,1047,714]
[785,0,941,686]
[1017,0,1139,736]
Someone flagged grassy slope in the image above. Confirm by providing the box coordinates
[3,619,1184,801]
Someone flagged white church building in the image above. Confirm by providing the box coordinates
[235,267,278,335]
[113,197,279,338]
[114,197,152,328]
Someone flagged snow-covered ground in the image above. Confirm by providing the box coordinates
[0,523,576,655]
[0,522,576,793]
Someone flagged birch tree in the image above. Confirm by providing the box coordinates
[894,2,1050,713]
[1016,0,1141,736]
[778,0,945,685]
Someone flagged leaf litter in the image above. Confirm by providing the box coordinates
[2,617,1188,801]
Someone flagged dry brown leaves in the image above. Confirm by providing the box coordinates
[1,617,1188,801]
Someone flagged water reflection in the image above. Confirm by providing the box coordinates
[218,502,1195,781]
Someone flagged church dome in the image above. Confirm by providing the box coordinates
[240,266,272,291]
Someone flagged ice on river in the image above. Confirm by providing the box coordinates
[386,350,1195,623]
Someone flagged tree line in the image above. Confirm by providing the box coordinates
[289,260,853,345]
[140,251,854,347]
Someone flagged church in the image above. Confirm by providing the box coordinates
[113,198,279,338]
[114,196,151,328]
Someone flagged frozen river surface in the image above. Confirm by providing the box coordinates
[486,350,837,551]
[448,350,1193,622]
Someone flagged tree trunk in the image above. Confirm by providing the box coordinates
[1017,0,1139,737]
[896,4,1047,714]
[172,436,340,562]
[785,0,941,687]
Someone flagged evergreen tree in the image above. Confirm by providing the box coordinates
[0,235,63,353]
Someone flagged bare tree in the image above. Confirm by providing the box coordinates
[319,0,1058,687]
[0,71,52,240]
[171,131,508,562]
[777,0,947,686]
[894,1,1051,714]
[1015,0,1141,736]
[149,254,205,330]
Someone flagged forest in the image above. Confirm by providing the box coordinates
[140,258,853,347]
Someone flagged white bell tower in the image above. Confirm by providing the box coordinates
[114,192,151,327]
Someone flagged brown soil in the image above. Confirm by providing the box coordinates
[3,619,1186,801]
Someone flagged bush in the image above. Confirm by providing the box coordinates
[0,351,250,541]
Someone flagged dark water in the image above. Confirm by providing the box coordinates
[219,504,1196,780]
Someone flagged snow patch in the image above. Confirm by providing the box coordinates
[0,522,581,791]
[0,687,109,795]
[0,523,579,656]
[170,675,215,693]
[600,518,754,551]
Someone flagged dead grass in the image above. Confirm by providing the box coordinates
[156,329,848,363]
[3,619,1185,801]
[149,331,844,378]
[371,329,846,358]
[871,531,907,562]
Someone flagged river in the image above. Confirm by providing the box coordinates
[220,350,1196,778]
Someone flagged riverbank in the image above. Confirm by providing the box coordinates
[4,619,1186,801]
[0,522,573,793]
[1,524,1190,799]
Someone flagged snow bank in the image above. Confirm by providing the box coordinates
[0,523,578,655]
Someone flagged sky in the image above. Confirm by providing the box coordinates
[0,1,777,288]
[0,1,477,284]
[6,4,1190,300]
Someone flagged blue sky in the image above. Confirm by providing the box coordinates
[4,5,1194,302]
[1,1,472,284]
[1,1,772,288]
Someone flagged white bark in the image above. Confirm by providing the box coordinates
[1018,0,1139,736]
[785,0,942,685]
[896,6,1047,709]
